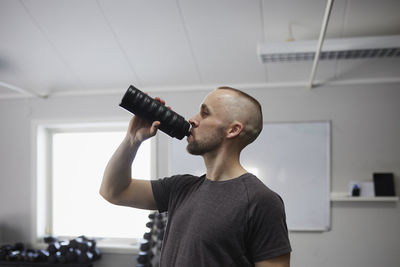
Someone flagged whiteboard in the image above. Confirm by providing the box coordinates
[171,121,331,231]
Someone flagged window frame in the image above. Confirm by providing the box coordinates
[31,118,156,253]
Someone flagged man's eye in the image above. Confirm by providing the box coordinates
[201,111,208,117]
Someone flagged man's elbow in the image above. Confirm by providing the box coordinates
[99,187,120,205]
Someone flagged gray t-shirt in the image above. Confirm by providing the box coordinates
[151,173,291,267]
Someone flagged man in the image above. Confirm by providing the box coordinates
[100,87,291,266]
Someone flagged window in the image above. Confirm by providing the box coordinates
[34,121,154,249]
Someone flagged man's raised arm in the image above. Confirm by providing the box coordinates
[99,113,160,210]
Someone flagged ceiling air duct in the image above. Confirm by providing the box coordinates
[257,35,400,63]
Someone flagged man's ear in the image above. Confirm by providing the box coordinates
[226,121,243,139]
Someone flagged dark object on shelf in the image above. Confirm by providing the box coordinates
[120,85,191,140]
[373,173,396,196]
[351,184,360,196]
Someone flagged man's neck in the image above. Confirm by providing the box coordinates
[202,148,247,181]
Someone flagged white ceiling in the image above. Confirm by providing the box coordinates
[0,0,399,99]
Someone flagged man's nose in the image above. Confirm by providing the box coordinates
[189,117,199,128]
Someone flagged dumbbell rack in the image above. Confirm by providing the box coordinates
[136,212,167,267]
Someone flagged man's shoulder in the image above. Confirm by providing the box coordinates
[241,173,284,206]
[240,173,273,194]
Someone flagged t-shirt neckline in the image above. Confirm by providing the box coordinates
[203,172,251,184]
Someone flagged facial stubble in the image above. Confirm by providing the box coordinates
[186,127,225,155]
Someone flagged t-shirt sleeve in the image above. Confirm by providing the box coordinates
[151,176,178,213]
[151,174,199,213]
[246,193,292,262]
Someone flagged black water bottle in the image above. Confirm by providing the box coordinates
[119,85,191,140]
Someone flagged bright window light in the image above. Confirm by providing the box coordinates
[51,130,152,239]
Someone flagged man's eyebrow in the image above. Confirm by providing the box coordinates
[201,104,210,112]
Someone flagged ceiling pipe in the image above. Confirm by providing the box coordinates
[0,81,47,98]
[308,0,334,89]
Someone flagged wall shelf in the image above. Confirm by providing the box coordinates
[331,192,399,202]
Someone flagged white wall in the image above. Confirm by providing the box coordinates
[0,83,399,267]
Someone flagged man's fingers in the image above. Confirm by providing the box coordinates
[150,121,161,136]
[154,97,166,105]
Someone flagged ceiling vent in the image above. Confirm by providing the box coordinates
[257,35,400,63]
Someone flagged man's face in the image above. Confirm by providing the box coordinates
[186,90,232,155]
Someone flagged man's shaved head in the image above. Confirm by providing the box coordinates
[216,86,263,147]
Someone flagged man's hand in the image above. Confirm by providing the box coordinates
[126,96,167,143]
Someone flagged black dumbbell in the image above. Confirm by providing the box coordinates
[78,251,94,264]
[64,247,78,262]
[136,251,154,264]
[78,235,97,247]
[6,250,25,261]
[71,236,96,252]
[69,237,84,249]
[24,249,40,262]
[157,229,165,241]
[143,231,153,240]
[139,240,152,251]
[48,251,61,264]
[0,245,11,260]
[59,240,71,255]
[146,221,155,229]
[148,212,156,220]
[90,247,102,261]
[1,243,25,262]
[37,249,49,262]
[47,242,61,255]
[156,220,165,229]
[156,213,164,221]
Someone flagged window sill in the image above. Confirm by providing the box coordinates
[97,242,140,254]
[32,238,141,255]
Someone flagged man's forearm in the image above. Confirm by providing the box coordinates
[99,136,141,202]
